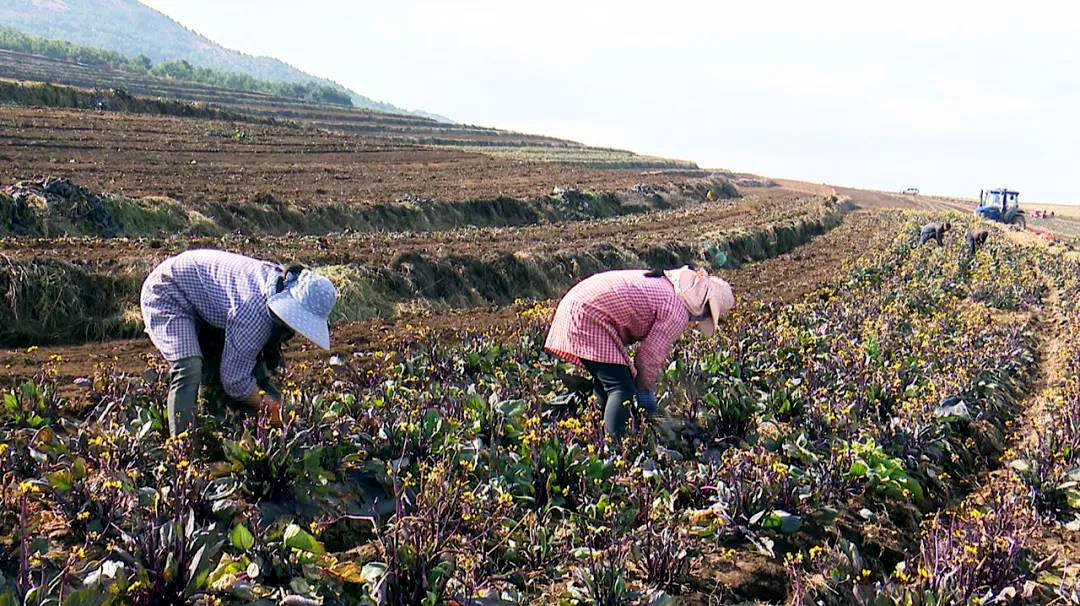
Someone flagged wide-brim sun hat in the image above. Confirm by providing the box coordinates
[663,267,734,338]
[268,269,337,349]
[696,276,734,338]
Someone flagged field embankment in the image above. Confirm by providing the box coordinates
[0,175,737,238]
[0,105,712,217]
[0,191,846,347]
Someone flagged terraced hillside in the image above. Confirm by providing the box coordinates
[0,49,696,168]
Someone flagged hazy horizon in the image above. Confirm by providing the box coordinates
[138,0,1078,204]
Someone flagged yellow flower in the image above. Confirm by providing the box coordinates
[497,491,513,507]
[17,481,41,495]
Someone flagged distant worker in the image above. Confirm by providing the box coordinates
[544,266,734,441]
[967,228,989,255]
[140,249,337,436]
[918,221,951,246]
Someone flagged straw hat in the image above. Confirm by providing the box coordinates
[663,267,734,337]
[267,269,337,349]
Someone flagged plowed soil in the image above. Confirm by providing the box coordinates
[0,106,696,207]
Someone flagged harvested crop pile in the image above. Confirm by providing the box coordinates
[0,255,140,345]
[4,177,123,237]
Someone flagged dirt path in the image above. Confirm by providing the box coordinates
[1000,275,1080,575]
[945,243,1080,580]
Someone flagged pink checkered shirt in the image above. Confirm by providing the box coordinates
[544,270,689,390]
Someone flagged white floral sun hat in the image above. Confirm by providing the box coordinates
[267,269,337,349]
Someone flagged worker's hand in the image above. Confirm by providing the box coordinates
[636,389,658,415]
[260,394,283,428]
[244,389,283,427]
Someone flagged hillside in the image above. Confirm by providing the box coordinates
[0,0,449,120]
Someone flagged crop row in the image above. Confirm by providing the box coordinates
[1,211,1074,605]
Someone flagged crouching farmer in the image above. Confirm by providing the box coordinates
[918,221,951,246]
[967,228,989,255]
[544,266,734,441]
[140,249,337,436]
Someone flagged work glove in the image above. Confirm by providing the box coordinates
[636,389,658,415]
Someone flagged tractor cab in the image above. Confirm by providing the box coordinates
[975,188,1025,228]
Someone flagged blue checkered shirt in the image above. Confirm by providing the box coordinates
[140,249,280,398]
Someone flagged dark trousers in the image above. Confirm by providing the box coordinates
[166,356,278,437]
[582,359,636,439]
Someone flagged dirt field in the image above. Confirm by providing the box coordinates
[0,50,696,169]
[0,107,703,208]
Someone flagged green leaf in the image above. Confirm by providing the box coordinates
[230,525,255,551]
[777,512,803,534]
[186,543,214,591]
[48,469,73,493]
[206,555,247,591]
[422,408,443,437]
[760,510,803,534]
[62,586,106,606]
[1065,489,1080,510]
[283,523,325,554]
[848,460,869,478]
[361,562,386,584]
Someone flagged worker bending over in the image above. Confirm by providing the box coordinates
[919,222,951,246]
[967,228,989,255]
[141,249,337,436]
[545,266,734,440]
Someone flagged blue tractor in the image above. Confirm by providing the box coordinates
[975,188,1026,229]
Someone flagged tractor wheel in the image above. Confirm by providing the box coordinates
[1014,215,1027,230]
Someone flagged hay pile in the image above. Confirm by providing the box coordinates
[0,255,141,346]
[4,177,123,237]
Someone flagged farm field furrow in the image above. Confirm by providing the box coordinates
[0,106,704,208]
[0,190,844,348]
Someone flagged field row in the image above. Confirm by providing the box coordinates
[0,191,843,346]
[0,105,710,211]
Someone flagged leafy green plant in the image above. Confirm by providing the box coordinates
[841,439,926,505]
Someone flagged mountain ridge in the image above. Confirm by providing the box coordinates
[0,0,451,121]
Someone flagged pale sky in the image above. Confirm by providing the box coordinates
[140,0,1079,202]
